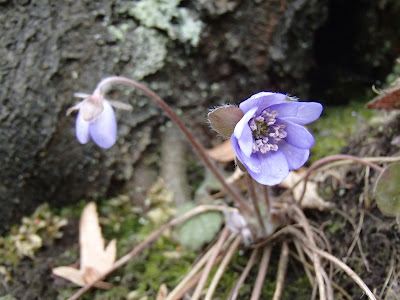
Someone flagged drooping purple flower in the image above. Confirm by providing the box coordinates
[230,92,322,185]
[67,85,132,149]
[75,99,117,149]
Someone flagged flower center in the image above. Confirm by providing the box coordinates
[249,109,287,154]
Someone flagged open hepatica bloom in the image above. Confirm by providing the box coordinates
[208,92,323,185]
[67,81,132,149]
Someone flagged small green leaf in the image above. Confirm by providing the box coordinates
[374,163,400,217]
[208,105,244,137]
[176,203,222,250]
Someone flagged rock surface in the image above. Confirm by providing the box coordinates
[1,0,398,231]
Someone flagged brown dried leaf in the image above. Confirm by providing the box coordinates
[80,202,116,274]
[280,170,333,210]
[366,86,400,110]
[52,266,86,286]
[206,139,236,162]
[52,202,116,288]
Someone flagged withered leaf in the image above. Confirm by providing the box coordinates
[206,139,236,162]
[52,202,116,289]
[280,170,333,210]
[366,86,400,110]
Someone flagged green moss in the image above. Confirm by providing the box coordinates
[311,101,376,162]
[0,203,67,267]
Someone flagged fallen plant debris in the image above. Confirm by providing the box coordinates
[52,202,116,289]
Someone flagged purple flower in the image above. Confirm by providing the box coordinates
[67,87,132,149]
[231,92,322,185]
[74,99,117,149]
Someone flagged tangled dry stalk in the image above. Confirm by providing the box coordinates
[65,154,400,300]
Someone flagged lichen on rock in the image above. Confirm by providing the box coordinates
[128,0,203,47]
[126,26,168,79]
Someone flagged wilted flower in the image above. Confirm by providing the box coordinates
[67,81,132,149]
[208,92,322,185]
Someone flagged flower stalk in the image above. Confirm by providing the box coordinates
[70,76,252,214]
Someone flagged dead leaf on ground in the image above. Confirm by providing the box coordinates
[366,85,400,110]
[280,169,334,211]
[156,283,168,300]
[206,139,236,162]
[52,202,116,289]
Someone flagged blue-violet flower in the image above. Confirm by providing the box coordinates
[231,92,322,185]
[67,84,132,149]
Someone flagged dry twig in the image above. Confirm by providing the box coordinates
[205,235,242,300]
[272,242,289,300]
[250,245,272,300]
[228,249,259,300]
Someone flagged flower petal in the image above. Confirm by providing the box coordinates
[239,92,286,114]
[89,100,117,149]
[278,140,310,170]
[268,102,323,125]
[234,107,257,139]
[248,151,289,186]
[231,135,261,173]
[283,121,315,149]
[75,110,90,144]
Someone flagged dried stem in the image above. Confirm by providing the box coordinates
[320,267,334,300]
[205,235,242,300]
[293,205,326,300]
[191,227,231,300]
[316,156,400,174]
[67,205,229,300]
[301,243,333,300]
[247,174,266,235]
[263,185,271,213]
[287,226,376,300]
[292,239,315,285]
[169,272,203,300]
[332,209,369,272]
[250,245,272,300]
[166,238,227,300]
[292,154,384,206]
[167,254,226,300]
[228,249,259,300]
[252,223,376,299]
[303,242,377,300]
[379,255,395,299]
[95,76,252,214]
[272,242,289,300]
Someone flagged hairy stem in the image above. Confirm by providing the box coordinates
[96,76,252,213]
[247,174,266,235]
